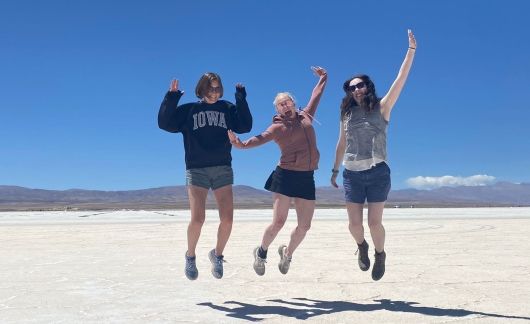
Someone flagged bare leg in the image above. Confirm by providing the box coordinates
[186,185,208,257]
[346,202,365,244]
[260,193,291,250]
[285,197,315,257]
[212,185,234,256]
[367,202,386,253]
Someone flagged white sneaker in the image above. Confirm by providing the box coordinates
[253,246,266,276]
[277,244,291,274]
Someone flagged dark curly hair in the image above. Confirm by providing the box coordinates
[340,74,380,121]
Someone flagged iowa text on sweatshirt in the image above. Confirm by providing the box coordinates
[158,88,252,169]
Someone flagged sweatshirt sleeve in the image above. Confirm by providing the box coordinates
[158,91,186,133]
[229,90,253,134]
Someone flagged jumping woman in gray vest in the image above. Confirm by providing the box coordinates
[331,30,417,281]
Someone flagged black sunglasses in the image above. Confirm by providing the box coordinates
[347,81,366,92]
[208,86,221,93]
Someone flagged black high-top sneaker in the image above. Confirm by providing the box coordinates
[372,250,386,281]
[355,240,370,271]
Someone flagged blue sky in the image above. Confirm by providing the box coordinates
[1,0,529,191]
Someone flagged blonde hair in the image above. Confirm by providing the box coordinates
[273,92,296,107]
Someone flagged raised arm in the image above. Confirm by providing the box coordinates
[380,29,417,121]
[229,83,253,134]
[228,127,275,149]
[158,79,187,133]
[331,121,346,188]
[304,66,328,118]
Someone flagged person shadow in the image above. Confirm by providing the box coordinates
[198,298,530,322]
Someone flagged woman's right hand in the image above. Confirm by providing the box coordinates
[169,79,182,93]
[331,172,339,188]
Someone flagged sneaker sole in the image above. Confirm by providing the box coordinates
[359,261,370,271]
[185,271,198,281]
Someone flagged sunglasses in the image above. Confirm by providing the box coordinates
[347,82,366,92]
[208,86,221,93]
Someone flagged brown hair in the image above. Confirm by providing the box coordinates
[195,72,224,99]
[340,74,379,121]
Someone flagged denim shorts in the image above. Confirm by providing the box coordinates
[343,162,391,203]
[185,165,234,190]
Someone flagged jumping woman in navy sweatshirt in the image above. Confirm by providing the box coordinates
[158,72,252,280]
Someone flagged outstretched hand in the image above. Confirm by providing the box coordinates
[408,29,417,49]
[169,79,183,94]
[311,66,327,78]
[228,130,244,148]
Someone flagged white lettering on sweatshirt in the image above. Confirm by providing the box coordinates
[193,111,227,130]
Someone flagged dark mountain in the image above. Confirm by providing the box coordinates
[0,185,272,210]
[1,182,529,211]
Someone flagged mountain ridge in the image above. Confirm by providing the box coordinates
[1,182,529,211]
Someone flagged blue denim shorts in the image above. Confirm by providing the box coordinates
[343,162,391,203]
[185,165,233,190]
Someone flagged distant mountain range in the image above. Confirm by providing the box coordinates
[1,181,529,211]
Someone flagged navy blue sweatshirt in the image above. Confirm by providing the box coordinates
[158,90,252,169]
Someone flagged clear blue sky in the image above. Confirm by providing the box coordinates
[1,0,529,191]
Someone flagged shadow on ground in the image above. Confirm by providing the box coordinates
[198,298,530,322]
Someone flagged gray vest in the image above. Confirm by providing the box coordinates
[343,104,388,170]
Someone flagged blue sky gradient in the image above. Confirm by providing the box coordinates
[1,0,529,190]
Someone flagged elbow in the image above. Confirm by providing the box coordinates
[336,140,346,151]
[246,117,254,132]
[158,117,167,131]
[158,118,175,133]
[238,120,253,134]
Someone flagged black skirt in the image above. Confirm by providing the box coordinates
[264,166,315,200]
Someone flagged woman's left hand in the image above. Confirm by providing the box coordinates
[331,172,339,188]
[408,29,417,49]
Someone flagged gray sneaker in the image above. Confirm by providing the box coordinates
[277,244,291,274]
[253,246,266,276]
[184,252,198,280]
[208,249,225,279]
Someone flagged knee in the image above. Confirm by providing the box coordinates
[190,217,205,227]
[368,219,382,229]
[271,218,287,231]
[220,214,233,225]
[349,221,363,230]
[298,222,311,233]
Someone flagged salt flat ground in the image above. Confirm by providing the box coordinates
[1,208,529,323]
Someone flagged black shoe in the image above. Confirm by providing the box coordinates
[355,240,370,271]
[372,250,386,281]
